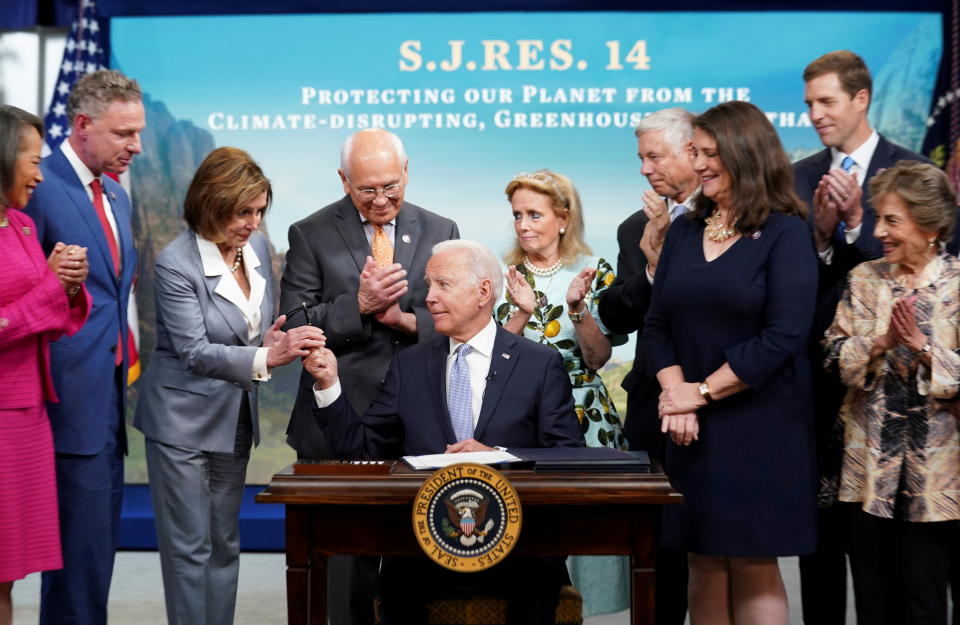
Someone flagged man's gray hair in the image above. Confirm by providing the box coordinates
[634,107,695,155]
[432,240,504,300]
[66,70,142,125]
[339,129,408,178]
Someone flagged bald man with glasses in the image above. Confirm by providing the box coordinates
[279,128,459,625]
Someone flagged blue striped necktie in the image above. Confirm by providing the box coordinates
[837,156,857,238]
[448,344,474,441]
[671,202,690,221]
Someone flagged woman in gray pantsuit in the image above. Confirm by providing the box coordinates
[134,147,325,625]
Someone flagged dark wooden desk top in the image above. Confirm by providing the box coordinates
[256,461,681,506]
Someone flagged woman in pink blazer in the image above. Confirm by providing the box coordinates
[0,105,91,624]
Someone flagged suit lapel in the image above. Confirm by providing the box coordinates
[393,203,420,270]
[191,235,251,345]
[247,235,273,338]
[257,257,273,337]
[333,197,370,274]
[863,136,893,192]
[394,203,422,309]
[426,337,457,443]
[105,179,134,281]
[812,148,832,179]
[473,328,520,440]
[205,276,250,344]
[50,152,120,288]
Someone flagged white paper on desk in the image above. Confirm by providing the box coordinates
[402,450,522,470]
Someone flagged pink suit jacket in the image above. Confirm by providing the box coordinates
[0,208,90,408]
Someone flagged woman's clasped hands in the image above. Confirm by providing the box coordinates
[46,242,89,297]
[658,382,708,447]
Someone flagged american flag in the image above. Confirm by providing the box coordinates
[43,0,142,385]
[42,0,106,153]
[923,0,960,190]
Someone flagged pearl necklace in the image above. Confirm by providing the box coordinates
[704,209,737,242]
[523,255,563,277]
[230,246,243,273]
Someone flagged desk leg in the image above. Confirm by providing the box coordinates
[630,509,658,625]
[285,507,327,625]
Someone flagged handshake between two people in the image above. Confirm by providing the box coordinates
[265,254,414,372]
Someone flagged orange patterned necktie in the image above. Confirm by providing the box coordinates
[371,224,394,268]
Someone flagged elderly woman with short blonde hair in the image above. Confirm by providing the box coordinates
[496,168,628,616]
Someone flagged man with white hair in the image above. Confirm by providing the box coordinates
[598,107,698,625]
[599,107,698,461]
[304,239,584,625]
[280,128,458,625]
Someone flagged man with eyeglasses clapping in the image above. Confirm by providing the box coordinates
[279,128,459,625]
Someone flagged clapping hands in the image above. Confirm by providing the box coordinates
[877,297,927,353]
[358,256,408,315]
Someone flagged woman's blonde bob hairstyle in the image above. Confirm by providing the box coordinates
[504,169,591,266]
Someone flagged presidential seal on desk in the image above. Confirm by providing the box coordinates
[412,463,522,572]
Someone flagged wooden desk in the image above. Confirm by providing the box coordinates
[256,463,680,625]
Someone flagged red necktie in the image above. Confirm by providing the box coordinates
[90,178,120,276]
[91,178,123,366]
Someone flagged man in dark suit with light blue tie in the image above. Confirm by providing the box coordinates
[792,50,932,625]
[24,70,144,625]
[304,239,584,625]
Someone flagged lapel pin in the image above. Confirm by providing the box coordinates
[751,231,761,239]
[501,353,510,359]
[21,227,31,236]
[109,191,117,201]
[401,234,411,244]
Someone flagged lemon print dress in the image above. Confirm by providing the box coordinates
[496,255,627,449]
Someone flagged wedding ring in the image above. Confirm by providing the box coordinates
[654,211,663,218]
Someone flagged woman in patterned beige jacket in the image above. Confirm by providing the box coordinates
[824,160,960,625]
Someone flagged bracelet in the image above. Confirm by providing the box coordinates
[697,381,713,403]
[568,305,587,323]
[66,285,81,297]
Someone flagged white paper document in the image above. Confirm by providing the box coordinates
[402,450,522,470]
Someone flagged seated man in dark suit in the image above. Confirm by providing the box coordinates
[304,239,585,625]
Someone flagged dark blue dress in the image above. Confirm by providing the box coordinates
[644,211,818,557]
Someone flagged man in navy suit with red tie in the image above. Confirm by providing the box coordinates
[24,69,144,625]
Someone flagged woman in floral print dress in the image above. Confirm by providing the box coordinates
[824,161,960,625]
[496,169,628,616]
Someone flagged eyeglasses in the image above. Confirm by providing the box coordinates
[353,182,402,201]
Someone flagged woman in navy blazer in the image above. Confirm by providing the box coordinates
[133,148,324,625]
